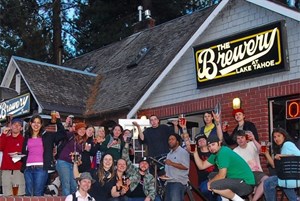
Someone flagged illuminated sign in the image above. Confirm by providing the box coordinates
[0,93,31,121]
[193,21,289,88]
[286,99,300,120]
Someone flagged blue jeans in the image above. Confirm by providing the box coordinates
[199,180,221,201]
[56,160,77,196]
[24,166,48,196]
[263,176,298,201]
[126,197,161,201]
[164,182,186,201]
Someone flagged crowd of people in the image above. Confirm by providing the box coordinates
[0,109,299,201]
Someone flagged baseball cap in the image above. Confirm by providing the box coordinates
[207,134,220,145]
[11,118,23,125]
[195,133,207,141]
[138,156,150,164]
[76,172,95,183]
[232,108,244,117]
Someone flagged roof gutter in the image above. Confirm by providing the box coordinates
[127,0,230,119]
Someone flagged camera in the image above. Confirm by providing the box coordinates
[126,136,132,143]
[72,152,81,163]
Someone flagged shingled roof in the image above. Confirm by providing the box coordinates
[12,57,96,116]
[64,5,217,117]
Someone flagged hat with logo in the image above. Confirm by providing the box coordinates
[195,133,207,141]
[232,108,245,117]
[76,172,95,183]
[75,122,86,131]
[11,118,23,125]
[206,134,220,145]
[138,156,150,164]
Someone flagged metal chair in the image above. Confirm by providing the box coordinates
[275,156,300,201]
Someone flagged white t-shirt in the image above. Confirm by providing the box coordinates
[234,141,262,172]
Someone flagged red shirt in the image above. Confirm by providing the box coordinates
[0,133,24,170]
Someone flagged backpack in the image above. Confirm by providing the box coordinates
[55,135,74,159]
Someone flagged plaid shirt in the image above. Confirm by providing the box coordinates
[122,146,156,200]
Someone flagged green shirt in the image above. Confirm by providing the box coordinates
[208,146,255,185]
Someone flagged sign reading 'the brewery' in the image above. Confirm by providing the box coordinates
[0,93,31,121]
[193,21,289,88]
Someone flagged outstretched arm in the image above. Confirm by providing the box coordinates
[193,150,213,170]
[132,121,144,141]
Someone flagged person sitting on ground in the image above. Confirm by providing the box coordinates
[192,134,255,201]
[65,172,95,201]
[233,130,268,201]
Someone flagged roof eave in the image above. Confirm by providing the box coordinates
[246,0,300,21]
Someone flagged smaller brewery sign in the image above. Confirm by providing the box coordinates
[0,93,31,121]
[193,21,289,88]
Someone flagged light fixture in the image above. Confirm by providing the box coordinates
[232,97,241,109]
[140,115,147,120]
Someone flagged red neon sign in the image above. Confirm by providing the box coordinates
[286,99,300,120]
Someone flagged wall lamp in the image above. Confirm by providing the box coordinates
[232,97,241,109]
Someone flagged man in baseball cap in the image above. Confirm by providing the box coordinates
[122,140,157,201]
[0,117,25,195]
[192,130,255,201]
[65,172,95,201]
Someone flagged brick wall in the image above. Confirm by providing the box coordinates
[0,196,66,201]
[138,79,300,172]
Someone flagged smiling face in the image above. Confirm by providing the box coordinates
[112,126,122,138]
[273,132,285,146]
[77,127,86,136]
[102,154,113,170]
[86,127,95,137]
[234,112,245,122]
[11,122,23,135]
[78,179,92,192]
[139,161,149,172]
[30,117,42,135]
[197,137,207,148]
[116,159,127,173]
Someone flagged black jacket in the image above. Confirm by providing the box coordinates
[21,119,66,172]
[223,120,258,146]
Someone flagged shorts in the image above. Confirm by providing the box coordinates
[253,171,267,185]
[208,172,253,196]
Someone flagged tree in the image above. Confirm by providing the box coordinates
[0,0,52,77]
[0,0,218,80]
